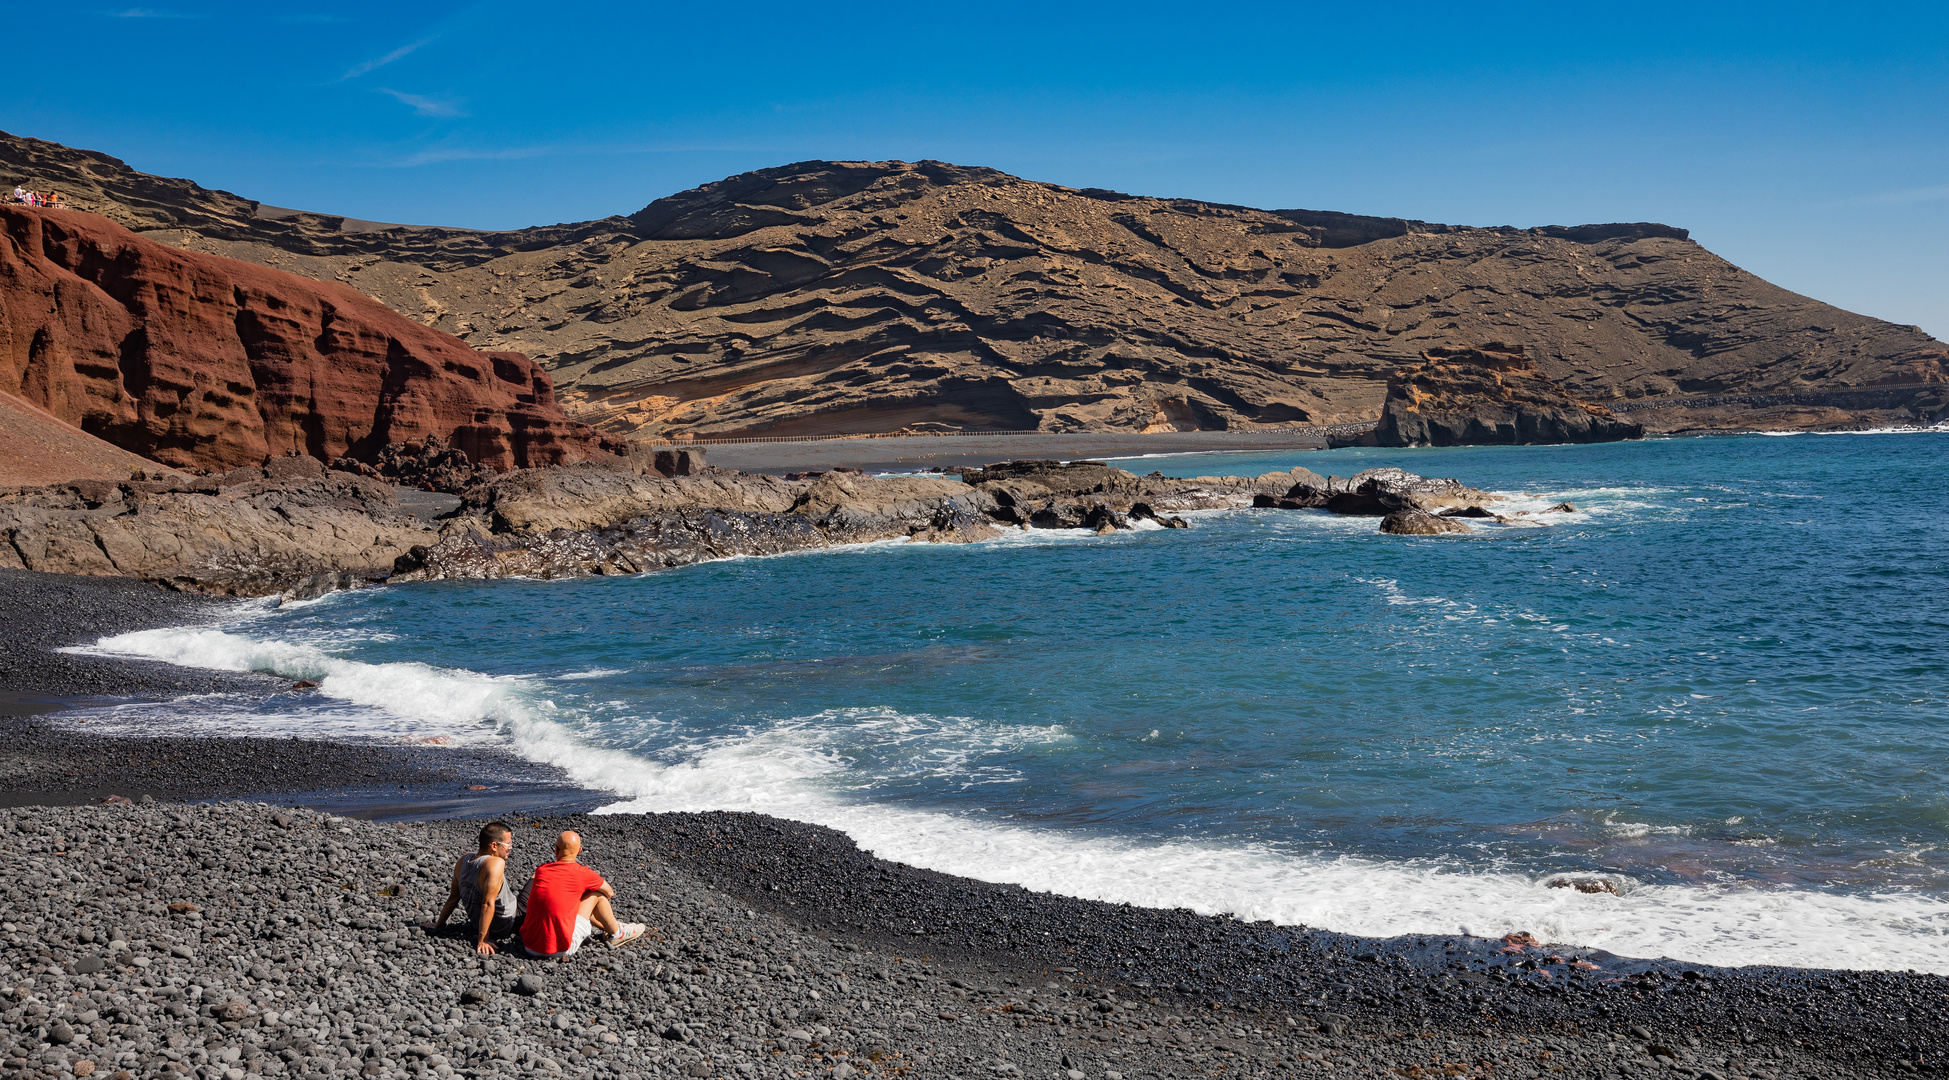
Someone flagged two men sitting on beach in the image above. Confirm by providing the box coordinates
[424,822,647,956]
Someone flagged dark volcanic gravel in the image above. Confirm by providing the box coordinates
[2,805,1942,1080]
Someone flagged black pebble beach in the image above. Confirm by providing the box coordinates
[1,568,1944,1079]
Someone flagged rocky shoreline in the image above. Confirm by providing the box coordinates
[0,570,1945,1079]
[0,456,1518,598]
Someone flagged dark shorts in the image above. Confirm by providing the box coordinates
[462,912,519,942]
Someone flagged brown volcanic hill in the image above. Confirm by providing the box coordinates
[1374,344,1644,447]
[0,203,609,474]
[6,130,1945,437]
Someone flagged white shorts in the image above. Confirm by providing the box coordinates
[528,915,594,958]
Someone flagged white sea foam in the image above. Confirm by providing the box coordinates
[1753,424,1948,437]
[74,624,1949,973]
[70,628,534,744]
[588,719,1949,973]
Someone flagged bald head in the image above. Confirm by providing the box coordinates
[554,830,583,862]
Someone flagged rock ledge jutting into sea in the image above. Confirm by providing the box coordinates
[0,456,1505,596]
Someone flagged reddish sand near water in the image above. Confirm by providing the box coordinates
[0,389,174,486]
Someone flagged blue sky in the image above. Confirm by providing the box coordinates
[7,1,1946,338]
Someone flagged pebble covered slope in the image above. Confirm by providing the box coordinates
[2,804,1942,1080]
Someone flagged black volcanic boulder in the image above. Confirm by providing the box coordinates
[1380,509,1472,535]
[962,459,1143,496]
[1284,467,1492,515]
[1375,344,1644,447]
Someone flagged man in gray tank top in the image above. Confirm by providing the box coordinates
[421,821,520,954]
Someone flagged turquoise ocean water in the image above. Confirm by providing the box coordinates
[76,431,1949,971]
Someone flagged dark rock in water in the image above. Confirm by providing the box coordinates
[1297,467,1492,516]
[1082,505,1127,533]
[1375,343,1644,447]
[1439,505,1498,518]
[1543,501,1577,513]
[1547,875,1621,895]
[1380,509,1471,535]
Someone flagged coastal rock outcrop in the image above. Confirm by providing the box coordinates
[1380,508,1473,535]
[7,129,1944,438]
[0,453,1493,594]
[0,204,611,475]
[1373,344,1644,446]
[1266,466,1494,515]
[0,464,438,595]
[398,458,1331,586]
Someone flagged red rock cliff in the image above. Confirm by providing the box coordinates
[0,204,609,473]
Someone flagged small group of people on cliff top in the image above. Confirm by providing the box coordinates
[10,185,62,208]
[421,822,651,958]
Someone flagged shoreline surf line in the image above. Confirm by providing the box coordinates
[61,607,1949,974]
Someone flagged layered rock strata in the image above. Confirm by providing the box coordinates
[6,130,1944,438]
[0,204,609,474]
[1373,344,1644,446]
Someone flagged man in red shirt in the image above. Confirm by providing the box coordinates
[519,830,647,957]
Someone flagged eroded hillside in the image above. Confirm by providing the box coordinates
[7,131,1943,437]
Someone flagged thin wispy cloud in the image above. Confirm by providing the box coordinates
[380,89,467,118]
[1864,184,1949,206]
[105,7,208,17]
[341,36,436,81]
[1824,184,1949,208]
[398,145,553,166]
